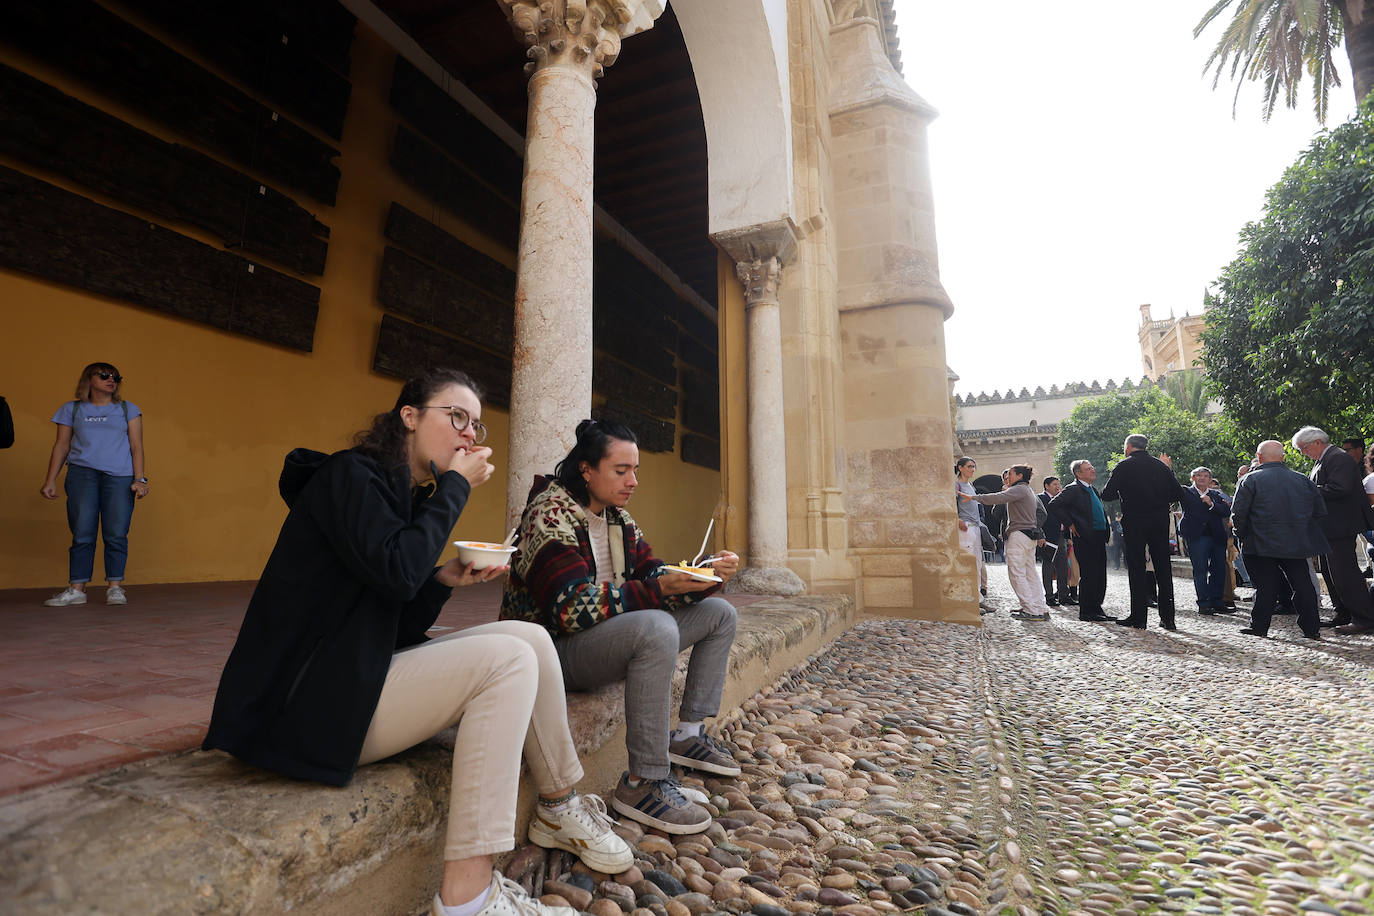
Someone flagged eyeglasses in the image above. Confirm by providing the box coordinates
[96,371,122,382]
[416,405,487,443]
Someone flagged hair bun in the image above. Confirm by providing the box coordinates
[575,418,599,438]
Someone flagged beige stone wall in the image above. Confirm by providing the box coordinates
[778,0,855,592]
[955,434,1060,485]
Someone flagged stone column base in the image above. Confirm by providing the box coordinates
[727,566,806,596]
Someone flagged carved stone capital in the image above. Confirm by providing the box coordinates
[497,0,665,79]
[735,256,782,309]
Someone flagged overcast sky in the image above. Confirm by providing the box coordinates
[890,0,1356,397]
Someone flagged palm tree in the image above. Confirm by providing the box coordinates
[1162,370,1209,418]
[1194,0,1374,123]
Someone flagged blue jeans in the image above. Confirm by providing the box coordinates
[64,464,135,583]
[1188,533,1227,608]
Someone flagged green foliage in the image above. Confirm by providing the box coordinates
[1200,95,1374,447]
[1194,0,1344,122]
[1054,387,1250,492]
[1161,369,1209,418]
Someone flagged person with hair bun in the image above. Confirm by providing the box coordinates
[39,362,148,607]
[502,418,741,835]
[204,370,630,916]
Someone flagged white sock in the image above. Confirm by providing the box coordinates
[672,721,704,740]
[440,884,492,916]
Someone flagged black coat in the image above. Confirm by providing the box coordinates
[1100,450,1185,526]
[202,448,470,786]
[1310,444,1374,538]
[1233,461,1329,559]
[1177,486,1231,541]
[1048,480,1111,543]
[1038,492,1067,543]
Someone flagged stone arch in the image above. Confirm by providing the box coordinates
[671,0,794,237]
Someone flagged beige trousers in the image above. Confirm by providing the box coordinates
[358,620,583,861]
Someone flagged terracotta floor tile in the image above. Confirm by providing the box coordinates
[123,722,208,753]
[100,693,213,720]
[0,753,59,794]
[10,732,152,772]
[0,687,39,700]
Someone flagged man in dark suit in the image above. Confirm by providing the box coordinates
[1233,440,1327,639]
[1178,466,1233,614]
[1101,434,1186,629]
[1038,477,1070,606]
[1048,460,1116,622]
[1294,426,1374,634]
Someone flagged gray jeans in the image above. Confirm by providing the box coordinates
[554,597,737,779]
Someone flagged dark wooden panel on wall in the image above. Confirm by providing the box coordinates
[0,64,328,275]
[594,401,674,454]
[374,315,512,408]
[681,433,720,470]
[385,203,514,302]
[3,0,341,204]
[678,334,717,376]
[591,312,677,388]
[593,354,676,421]
[117,0,355,139]
[679,367,720,439]
[677,304,719,352]
[0,167,319,350]
[389,57,522,197]
[378,246,513,355]
[390,125,520,247]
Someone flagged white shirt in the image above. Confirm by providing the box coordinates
[587,510,614,585]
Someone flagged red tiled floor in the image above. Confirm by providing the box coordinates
[0,579,770,798]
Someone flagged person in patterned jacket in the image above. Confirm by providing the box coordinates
[501,418,740,835]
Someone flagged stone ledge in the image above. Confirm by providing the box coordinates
[0,596,854,916]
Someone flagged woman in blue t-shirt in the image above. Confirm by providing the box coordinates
[39,362,149,606]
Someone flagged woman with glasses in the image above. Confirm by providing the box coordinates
[39,362,148,606]
[203,369,629,916]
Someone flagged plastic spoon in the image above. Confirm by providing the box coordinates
[500,525,519,548]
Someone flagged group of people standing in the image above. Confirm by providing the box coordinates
[956,428,1374,638]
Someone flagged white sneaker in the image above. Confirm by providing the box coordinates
[43,587,87,607]
[432,872,577,916]
[527,792,633,873]
[106,584,127,605]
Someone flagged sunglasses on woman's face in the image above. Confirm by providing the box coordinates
[96,371,122,382]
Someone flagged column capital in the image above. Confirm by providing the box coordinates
[735,256,782,309]
[497,0,665,79]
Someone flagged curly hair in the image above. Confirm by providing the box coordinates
[553,418,638,506]
[353,368,483,468]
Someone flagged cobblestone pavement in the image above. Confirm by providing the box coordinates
[507,567,1374,916]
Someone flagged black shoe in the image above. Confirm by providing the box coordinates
[1116,619,1146,629]
[1062,597,1079,606]
[1214,606,1237,614]
[1302,631,1320,640]
[1318,617,1341,628]
[1146,599,1158,607]
[1162,622,1177,631]
[1199,607,1218,616]
[1334,623,1374,635]
[1046,597,1060,607]
[1079,613,1116,622]
[1239,627,1268,637]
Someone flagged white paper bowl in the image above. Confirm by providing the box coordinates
[453,540,516,570]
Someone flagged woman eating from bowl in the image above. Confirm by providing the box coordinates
[501,418,741,836]
[202,369,628,916]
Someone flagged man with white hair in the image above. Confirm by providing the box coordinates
[1232,440,1327,639]
[1293,426,1374,635]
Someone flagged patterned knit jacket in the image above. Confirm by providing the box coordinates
[500,476,721,635]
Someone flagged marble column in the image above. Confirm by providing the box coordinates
[716,224,806,596]
[497,0,664,528]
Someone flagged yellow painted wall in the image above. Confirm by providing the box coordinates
[0,24,719,589]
